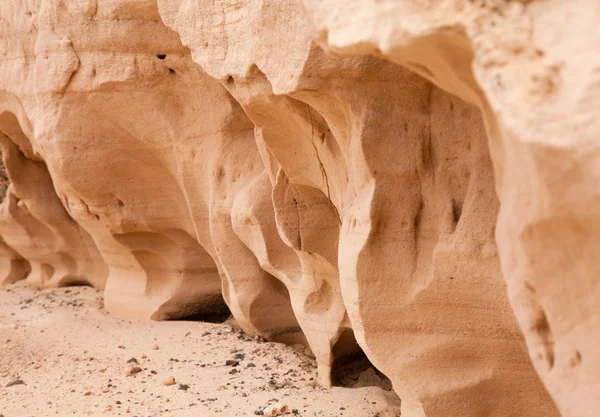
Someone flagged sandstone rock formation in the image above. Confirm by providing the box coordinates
[0,1,597,417]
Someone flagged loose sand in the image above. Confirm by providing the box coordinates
[0,282,401,416]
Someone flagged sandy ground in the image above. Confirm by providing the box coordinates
[0,282,401,417]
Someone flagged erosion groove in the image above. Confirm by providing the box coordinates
[1,1,597,416]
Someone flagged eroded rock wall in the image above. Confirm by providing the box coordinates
[301,1,600,416]
[0,1,596,416]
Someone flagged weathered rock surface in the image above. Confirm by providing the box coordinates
[0,1,596,416]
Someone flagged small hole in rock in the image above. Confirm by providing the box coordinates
[452,199,462,226]
[169,68,176,74]
[227,76,234,84]
[157,54,166,60]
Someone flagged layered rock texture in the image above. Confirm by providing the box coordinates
[0,1,597,416]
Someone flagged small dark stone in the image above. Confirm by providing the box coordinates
[126,357,138,364]
[233,353,245,360]
[225,360,239,367]
[246,363,256,368]
[178,384,190,391]
[116,401,122,405]
[254,410,264,415]
[229,369,238,375]
[292,410,299,415]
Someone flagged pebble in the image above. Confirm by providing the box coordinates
[262,405,276,416]
[125,365,142,376]
[225,360,239,367]
[263,402,288,416]
[5,379,24,387]
[152,344,160,350]
[162,376,176,386]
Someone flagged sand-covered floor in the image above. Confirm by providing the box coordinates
[0,282,401,416]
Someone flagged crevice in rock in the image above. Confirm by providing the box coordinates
[452,198,463,229]
[331,329,392,391]
[306,104,341,225]
[58,280,93,288]
[0,153,8,203]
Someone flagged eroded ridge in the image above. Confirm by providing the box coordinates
[1,1,595,416]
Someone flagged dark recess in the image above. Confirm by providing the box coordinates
[331,329,393,390]
[170,296,232,323]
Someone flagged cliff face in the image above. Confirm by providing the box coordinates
[0,1,596,416]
